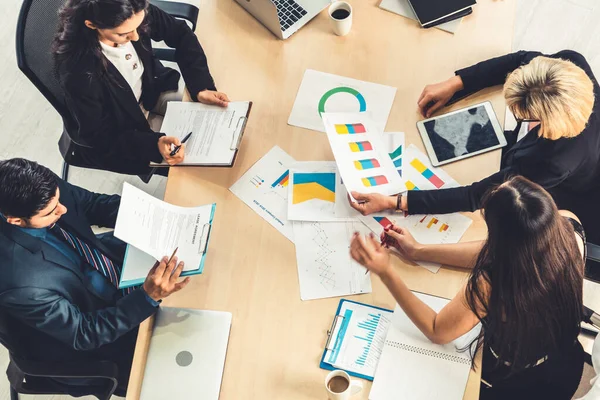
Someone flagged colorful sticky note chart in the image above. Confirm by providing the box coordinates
[349,141,373,152]
[271,170,290,187]
[410,159,445,188]
[362,175,389,187]
[292,172,336,204]
[374,216,393,229]
[439,223,449,232]
[389,145,403,160]
[354,158,381,170]
[335,123,367,134]
[405,180,419,191]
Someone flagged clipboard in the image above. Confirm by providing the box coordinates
[151,101,253,168]
[320,299,393,381]
[118,203,216,289]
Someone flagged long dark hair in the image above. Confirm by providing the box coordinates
[465,176,583,372]
[52,0,149,75]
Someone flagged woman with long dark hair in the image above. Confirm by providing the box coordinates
[350,176,586,399]
[53,0,229,176]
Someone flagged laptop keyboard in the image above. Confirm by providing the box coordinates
[272,0,308,31]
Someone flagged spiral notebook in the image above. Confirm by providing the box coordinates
[369,292,481,400]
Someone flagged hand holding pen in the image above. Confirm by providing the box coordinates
[170,131,193,157]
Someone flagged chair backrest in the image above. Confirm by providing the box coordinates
[16,0,71,122]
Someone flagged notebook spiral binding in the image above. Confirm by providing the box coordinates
[386,340,472,365]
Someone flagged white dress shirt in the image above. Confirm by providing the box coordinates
[100,40,144,102]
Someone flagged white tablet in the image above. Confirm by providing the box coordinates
[416,101,506,166]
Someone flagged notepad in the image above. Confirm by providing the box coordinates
[408,0,475,28]
[151,101,252,167]
[370,293,482,400]
[321,300,393,380]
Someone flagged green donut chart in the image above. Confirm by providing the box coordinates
[318,87,367,115]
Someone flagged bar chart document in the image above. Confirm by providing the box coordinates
[293,221,372,300]
[322,112,406,198]
[322,300,393,380]
[230,146,296,242]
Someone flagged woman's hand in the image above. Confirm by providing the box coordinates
[350,232,392,277]
[157,136,185,165]
[417,75,464,118]
[349,192,398,215]
[380,225,424,262]
[197,90,230,107]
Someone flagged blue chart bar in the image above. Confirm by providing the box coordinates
[354,313,381,366]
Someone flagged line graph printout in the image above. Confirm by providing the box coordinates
[293,221,372,300]
[230,146,296,242]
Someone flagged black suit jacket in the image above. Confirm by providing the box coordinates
[0,178,157,361]
[58,4,217,175]
[408,50,600,237]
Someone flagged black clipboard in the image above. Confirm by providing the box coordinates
[151,101,253,168]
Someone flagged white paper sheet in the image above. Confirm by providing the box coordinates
[287,162,354,222]
[114,183,215,269]
[337,143,470,273]
[379,0,463,34]
[322,113,406,199]
[156,101,250,165]
[288,69,396,133]
[293,221,372,300]
[370,295,481,400]
[229,146,296,242]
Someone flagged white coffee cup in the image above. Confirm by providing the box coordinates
[328,1,353,36]
[325,370,363,400]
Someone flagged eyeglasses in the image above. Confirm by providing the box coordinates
[515,118,540,123]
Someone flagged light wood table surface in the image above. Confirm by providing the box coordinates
[127,0,515,398]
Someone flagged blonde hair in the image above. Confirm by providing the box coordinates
[504,56,595,140]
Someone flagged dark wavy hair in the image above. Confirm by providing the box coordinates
[52,0,149,75]
[0,159,58,219]
[465,176,584,373]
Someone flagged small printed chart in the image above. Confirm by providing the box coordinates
[288,161,352,222]
[288,69,397,133]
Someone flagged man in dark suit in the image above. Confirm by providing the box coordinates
[0,158,190,394]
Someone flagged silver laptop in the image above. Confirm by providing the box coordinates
[140,307,232,400]
[235,0,330,40]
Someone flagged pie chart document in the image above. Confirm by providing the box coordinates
[288,69,397,133]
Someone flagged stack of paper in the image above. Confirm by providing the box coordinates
[115,183,216,288]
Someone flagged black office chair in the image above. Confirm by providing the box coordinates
[15,0,199,182]
[0,309,120,400]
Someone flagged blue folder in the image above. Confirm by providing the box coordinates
[320,299,393,381]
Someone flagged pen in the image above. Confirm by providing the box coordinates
[167,247,179,264]
[169,132,193,157]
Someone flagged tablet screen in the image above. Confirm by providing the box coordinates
[422,105,501,163]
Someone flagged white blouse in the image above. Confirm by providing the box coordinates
[100,40,144,102]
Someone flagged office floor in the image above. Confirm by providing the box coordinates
[0,0,599,398]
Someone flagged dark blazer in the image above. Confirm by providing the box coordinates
[0,178,157,362]
[58,4,217,175]
[408,50,600,240]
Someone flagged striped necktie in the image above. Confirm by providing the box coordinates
[52,224,133,295]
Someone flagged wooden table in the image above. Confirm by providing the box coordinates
[127,1,515,398]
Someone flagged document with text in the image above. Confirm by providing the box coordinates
[115,183,215,278]
[152,101,252,166]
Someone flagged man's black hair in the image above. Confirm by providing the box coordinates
[0,159,58,219]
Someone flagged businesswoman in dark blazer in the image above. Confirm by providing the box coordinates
[53,0,230,176]
[351,176,586,399]
[349,50,600,242]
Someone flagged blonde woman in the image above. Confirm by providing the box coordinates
[349,51,600,241]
